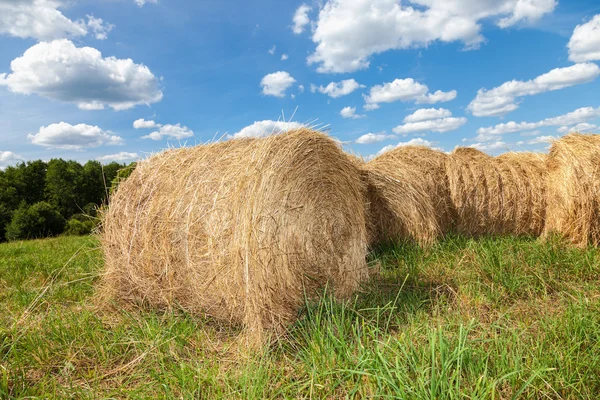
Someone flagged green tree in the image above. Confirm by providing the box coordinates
[81,160,106,206]
[45,159,84,218]
[0,204,12,242]
[5,202,66,241]
[101,162,125,195]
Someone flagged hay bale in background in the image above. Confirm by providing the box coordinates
[544,133,600,247]
[99,129,370,344]
[496,152,546,236]
[365,149,441,247]
[447,148,547,238]
[446,147,504,236]
[370,146,456,235]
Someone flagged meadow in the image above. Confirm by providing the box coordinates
[1,234,599,399]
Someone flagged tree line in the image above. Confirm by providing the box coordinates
[0,159,135,241]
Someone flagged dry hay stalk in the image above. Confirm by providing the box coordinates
[544,133,600,247]
[496,152,546,236]
[98,129,370,344]
[364,147,442,246]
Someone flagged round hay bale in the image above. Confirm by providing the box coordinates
[364,148,442,246]
[544,133,600,247]
[496,152,546,236]
[446,147,504,237]
[99,129,370,343]
[369,146,456,235]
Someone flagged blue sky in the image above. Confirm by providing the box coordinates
[1,0,600,167]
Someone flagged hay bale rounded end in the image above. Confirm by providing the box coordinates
[97,128,370,345]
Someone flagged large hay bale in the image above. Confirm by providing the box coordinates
[446,147,504,236]
[99,129,370,343]
[496,152,546,236]
[447,147,547,237]
[544,133,600,247]
[364,148,442,246]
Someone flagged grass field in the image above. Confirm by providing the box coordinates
[1,235,599,399]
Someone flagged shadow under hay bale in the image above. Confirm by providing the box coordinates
[544,133,600,247]
[446,147,546,238]
[364,148,442,247]
[98,129,370,345]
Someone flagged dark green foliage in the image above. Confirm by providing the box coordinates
[0,204,12,242]
[5,202,66,241]
[64,218,94,236]
[45,159,84,218]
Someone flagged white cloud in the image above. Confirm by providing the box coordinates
[307,0,556,73]
[375,138,439,157]
[0,39,163,111]
[318,79,364,98]
[309,84,317,93]
[135,0,158,7]
[527,135,556,145]
[141,124,194,141]
[393,117,467,135]
[281,53,289,61]
[470,141,507,151]
[364,78,456,110]
[557,122,598,134]
[0,151,24,168]
[568,15,600,63]
[476,106,600,136]
[0,0,87,41]
[404,108,452,123]
[231,120,304,139]
[28,122,124,150]
[133,119,159,129]
[467,63,600,117]
[292,4,311,34]
[86,15,114,40]
[298,84,305,93]
[268,45,276,55]
[260,71,296,97]
[355,132,393,144]
[520,130,542,136]
[340,106,365,119]
[97,152,140,163]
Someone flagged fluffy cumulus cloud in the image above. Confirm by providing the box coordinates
[0,39,163,110]
[403,108,452,123]
[97,152,140,163]
[307,0,557,73]
[376,138,439,156]
[355,132,394,144]
[260,71,296,97]
[477,106,600,136]
[469,141,508,152]
[568,15,600,63]
[363,78,456,110]
[557,122,598,134]
[318,79,364,98]
[28,122,124,150]
[0,151,24,168]
[86,15,114,40]
[392,108,466,135]
[141,124,194,141]
[527,135,556,145]
[467,63,600,117]
[231,120,304,139]
[0,0,115,41]
[133,118,158,129]
[340,106,365,119]
[292,4,311,34]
